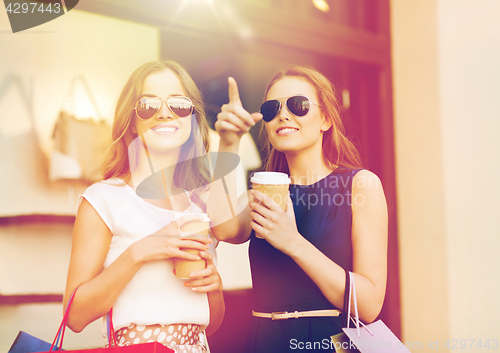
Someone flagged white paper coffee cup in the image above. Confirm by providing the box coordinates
[175,216,211,279]
[251,172,291,238]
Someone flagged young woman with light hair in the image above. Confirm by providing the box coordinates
[64,61,224,353]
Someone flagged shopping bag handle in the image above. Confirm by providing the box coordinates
[59,75,104,121]
[49,288,118,350]
[346,271,360,334]
[106,308,118,347]
[342,269,350,327]
[345,271,373,338]
[49,288,78,351]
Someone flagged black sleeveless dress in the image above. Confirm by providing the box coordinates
[247,168,362,353]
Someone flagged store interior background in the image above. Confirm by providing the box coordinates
[1,0,499,352]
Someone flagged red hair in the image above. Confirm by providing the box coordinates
[260,65,363,173]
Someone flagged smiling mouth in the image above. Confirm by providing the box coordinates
[152,126,178,133]
[276,127,298,135]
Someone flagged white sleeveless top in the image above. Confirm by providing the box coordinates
[79,178,216,331]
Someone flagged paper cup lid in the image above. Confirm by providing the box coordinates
[174,213,211,222]
[250,172,291,185]
[197,213,210,222]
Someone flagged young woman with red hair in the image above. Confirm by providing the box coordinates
[211,65,388,352]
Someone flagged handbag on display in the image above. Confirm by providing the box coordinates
[51,111,111,182]
[8,290,174,353]
[49,75,111,182]
[330,271,411,353]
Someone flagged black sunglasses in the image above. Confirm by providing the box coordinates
[260,95,320,122]
[134,96,194,120]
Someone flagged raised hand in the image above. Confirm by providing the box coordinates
[215,77,262,147]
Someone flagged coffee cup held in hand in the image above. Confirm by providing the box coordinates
[174,215,211,279]
[250,172,291,239]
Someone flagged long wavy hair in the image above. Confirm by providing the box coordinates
[102,61,211,209]
[260,65,363,173]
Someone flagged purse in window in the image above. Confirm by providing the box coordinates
[50,75,111,182]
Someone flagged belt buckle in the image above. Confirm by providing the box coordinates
[271,311,288,320]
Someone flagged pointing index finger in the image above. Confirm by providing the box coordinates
[228,76,242,106]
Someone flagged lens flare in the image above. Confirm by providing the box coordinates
[312,0,330,13]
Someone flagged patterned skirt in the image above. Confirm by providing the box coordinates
[112,323,207,353]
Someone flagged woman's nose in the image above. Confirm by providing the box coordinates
[156,99,173,120]
[277,104,291,121]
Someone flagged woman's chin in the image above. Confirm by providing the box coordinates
[142,133,190,153]
[271,142,300,154]
[148,143,183,155]
[143,139,185,156]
